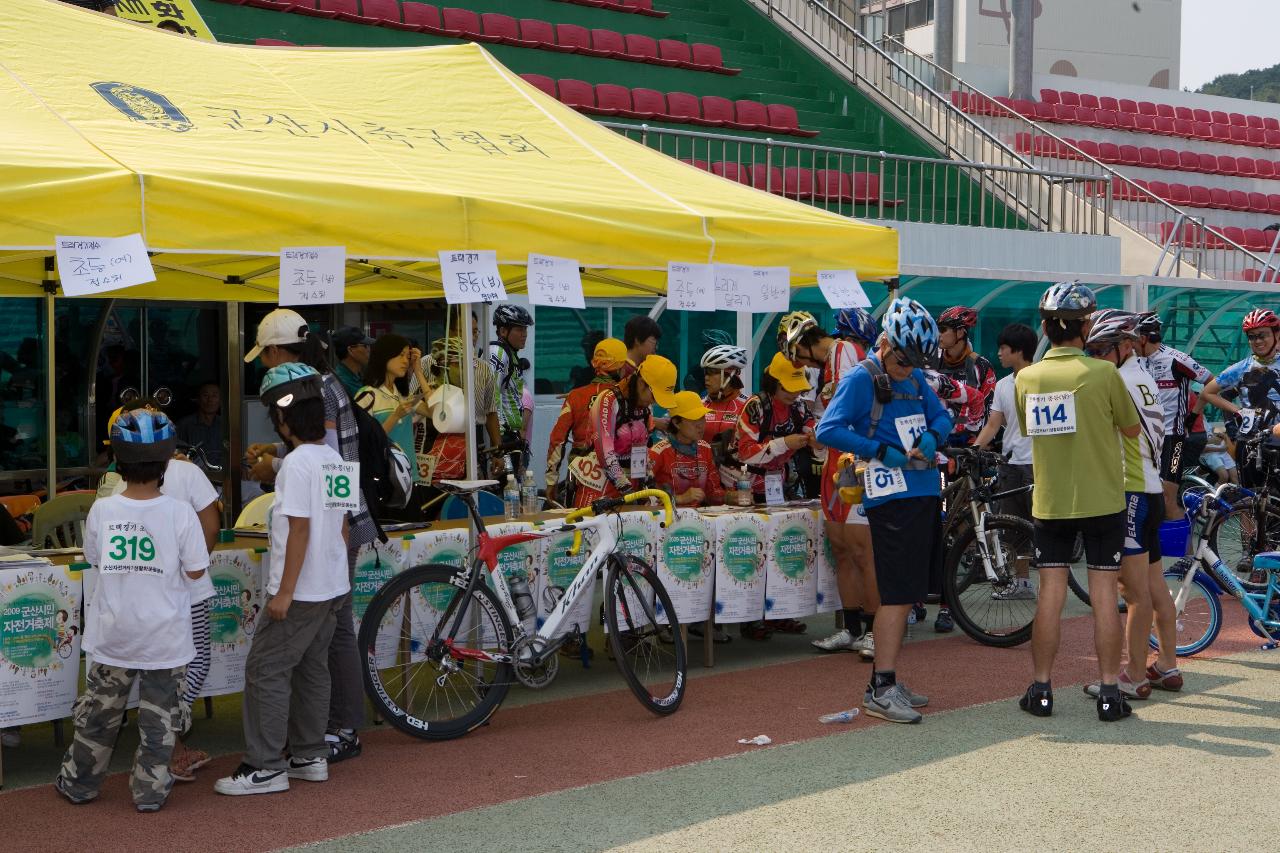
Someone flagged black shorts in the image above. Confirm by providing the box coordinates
[1160,436,1186,483]
[1123,492,1164,560]
[996,462,1034,522]
[866,496,942,606]
[1184,432,1207,470]
[1033,510,1126,571]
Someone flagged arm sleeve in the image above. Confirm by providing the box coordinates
[815,371,881,458]
[177,505,211,574]
[544,399,575,488]
[592,390,628,491]
[174,459,218,512]
[83,505,100,568]
[735,400,790,466]
[922,372,954,436]
[1014,374,1028,434]
[277,459,314,519]
[1176,352,1213,384]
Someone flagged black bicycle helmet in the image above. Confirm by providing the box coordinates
[492,304,534,328]
[1134,311,1163,341]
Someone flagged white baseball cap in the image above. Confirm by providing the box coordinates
[244,308,310,363]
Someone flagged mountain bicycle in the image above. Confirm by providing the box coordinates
[1160,480,1280,655]
[1204,435,1280,590]
[357,481,686,741]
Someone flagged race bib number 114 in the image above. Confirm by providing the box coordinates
[1025,391,1078,436]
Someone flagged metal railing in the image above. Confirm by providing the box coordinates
[752,0,1276,281]
[606,122,1106,234]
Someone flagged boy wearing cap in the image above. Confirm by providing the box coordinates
[216,364,349,796]
[650,391,725,507]
[331,326,373,399]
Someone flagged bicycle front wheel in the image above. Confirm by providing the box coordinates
[943,515,1037,647]
[604,556,687,715]
[1156,563,1222,657]
[1207,501,1278,591]
[358,563,514,741]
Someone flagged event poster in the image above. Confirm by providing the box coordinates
[657,509,714,625]
[607,512,661,632]
[351,538,408,670]
[201,549,263,697]
[812,511,842,613]
[713,512,768,623]
[486,522,541,635]
[403,529,471,663]
[763,510,818,620]
[537,526,595,641]
[0,565,82,727]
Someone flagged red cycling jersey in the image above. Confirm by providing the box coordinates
[649,438,725,506]
[544,379,611,489]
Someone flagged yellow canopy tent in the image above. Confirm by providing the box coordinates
[0,0,896,300]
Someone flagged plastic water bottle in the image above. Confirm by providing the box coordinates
[818,709,860,724]
[521,470,539,515]
[509,575,536,620]
[504,474,520,519]
[736,472,752,507]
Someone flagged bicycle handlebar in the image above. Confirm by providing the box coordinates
[565,488,676,557]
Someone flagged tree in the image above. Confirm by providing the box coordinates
[1198,63,1280,104]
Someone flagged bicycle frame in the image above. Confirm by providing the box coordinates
[944,452,1031,584]
[433,488,674,666]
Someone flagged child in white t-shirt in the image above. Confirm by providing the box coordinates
[216,364,350,796]
[56,411,209,813]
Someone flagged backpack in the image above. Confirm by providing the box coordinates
[858,358,931,471]
[351,388,414,534]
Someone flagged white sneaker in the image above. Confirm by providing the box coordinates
[857,631,876,661]
[811,628,855,652]
[287,756,329,782]
[214,763,290,796]
[992,579,1037,601]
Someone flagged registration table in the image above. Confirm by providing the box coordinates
[0,501,839,742]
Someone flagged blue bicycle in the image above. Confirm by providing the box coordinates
[1160,482,1280,656]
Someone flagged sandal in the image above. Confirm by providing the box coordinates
[739,621,772,641]
[765,618,808,634]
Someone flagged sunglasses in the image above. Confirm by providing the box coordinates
[1086,345,1115,358]
[1246,332,1271,342]
[889,350,913,368]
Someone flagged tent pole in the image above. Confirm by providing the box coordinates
[225,302,243,523]
[463,304,477,482]
[44,287,57,499]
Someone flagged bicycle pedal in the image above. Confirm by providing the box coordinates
[1261,641,1279,651]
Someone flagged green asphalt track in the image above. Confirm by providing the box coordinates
[293,648,1280,853]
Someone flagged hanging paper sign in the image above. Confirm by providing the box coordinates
[279,246,346,306]
[817,270,871,308]
[666,262,714,312]
[714,264,791,313]
[527,254,586,309]
[439,250,509,304]
[55,234,156,296]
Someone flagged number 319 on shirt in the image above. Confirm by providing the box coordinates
[321,461,360,511]
[1025,391,1077,436]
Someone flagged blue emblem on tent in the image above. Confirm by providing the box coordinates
[90,81,193,133]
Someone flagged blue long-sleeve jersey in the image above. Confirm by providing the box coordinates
[815,354,953,507]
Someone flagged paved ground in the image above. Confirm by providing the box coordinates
[3,603,1276,852]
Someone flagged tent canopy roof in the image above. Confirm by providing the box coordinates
[0,0,896,301]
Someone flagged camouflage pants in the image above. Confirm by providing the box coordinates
[58,663,185,807]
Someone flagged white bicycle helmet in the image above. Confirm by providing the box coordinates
[700,344,748,372]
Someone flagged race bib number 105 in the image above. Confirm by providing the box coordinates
[321,461,360,511]
[1025,391,1078,436]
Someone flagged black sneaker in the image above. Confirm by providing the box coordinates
[1096,693,1132,722]
[1019,683,1053,717]
[326,730,362,764]
[911,603,928,624]
[933,608,954,633]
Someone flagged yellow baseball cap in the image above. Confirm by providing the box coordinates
[767,352,811,393]
[591,337,628,371]
[637,355,679,408]
[668,391,710,421]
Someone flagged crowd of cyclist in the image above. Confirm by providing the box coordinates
[526,283,1280,725]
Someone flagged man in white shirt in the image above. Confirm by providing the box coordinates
[975,323,1038,600]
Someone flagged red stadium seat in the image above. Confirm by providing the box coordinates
[317,0,372,22]
[1248,128,1267,147]
[441,7,499,40]
[1115,112,1137,131]
[1079,93,1100,109]
[287,1,338,20]
[1178,151,1199,172]
[1118,98,1139,114]
[679,159,709,171]
[555,24,605,55]
[1249,192,1270,213]
[518,18,568,50]
[657,39,692,65]
[1096,142,1120,163]
[813,170,853,202]
[1257,160,1275,179]
[1014,132,1033,154]
[1174,106,1194,121]
[1146,180,1169,200]
[1012,99,1037,117]
[623,0,667,17]
[690,43,737,73]
[1099,96,1120,112]
[519,73,556,97]
[401,2,442,32]
[364,0,414,28]
[1230,112,1249,127]
[854,173,900,204]
[1153,116,1176,136]
[749,164,783,193]
[629,88,669,119]
[625,34,673,64]
[1211,123,1232,142]
[1266,130,1280,148]
[594,84,636,116]
[765,103,817,136]
[1209,187,1231,209]
[1230,125,1250,144]
[1118,144,1141,165]
[1229,190,1250,211]
[1138,101,1158,116]
[1211,110,1230,124]
[1158,148,1180,170]
[1156,103,1176,119]
[1193,108,1211,123]
[697,96,736,127]
[482,13,538,46]
[557,78,600,111]
[1189,185,1212,208]
[1192,121,1214,141]
[710,162,753,185]
[1238,158,1258,178]
[1173,118,1194,138]
[1242,230,1268,252]
[1217,155,1239,175]
[1267,117,1280,132]
[1198,153,1219,173]
[589,28,628,57]
[1135,114,1157,132]
[1076,139,1100,158]
[994,96,1015,115]
[1167,183,1191,205]
[1039,88,1061,104]
[1034,101,1056,123]
[734,100,771,130]
[665,91,702,123]
[1270,194,1280,214]
[1053,103,1077,123]
[1094,109,1118,128]
[1138,147,1160,168]
[1249,114,1265,129]
[1221,226,1247,247]
[1075,107,1098,126]
[1060,91,1080,107]
[783,168,814,199]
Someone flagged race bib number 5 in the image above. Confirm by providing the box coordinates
[321,461,360,511]
[863,460,907,499]
[1025,391,1078,436]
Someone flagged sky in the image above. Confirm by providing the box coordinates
[1181,0,1280,90]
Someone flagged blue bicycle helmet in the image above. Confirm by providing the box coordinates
[110,410,177,464]
[834,308,880,346]
[259,362,323,408]
[882,297,938,369]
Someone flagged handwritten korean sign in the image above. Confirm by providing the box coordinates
[279,247,345,306]
[527,254,585,309]
[816,270,871,309]
[55,234,156,297]
[713,264,791,313]
[666,262,714,312]
[439,250,508,305]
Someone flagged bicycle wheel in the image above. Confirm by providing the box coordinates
[604,555,687,715]
[1207,500,1279,591]
[1154,562,1222,656]
[359,563,514,741]
[944,515,1036,647]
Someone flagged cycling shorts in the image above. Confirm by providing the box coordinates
[866,496,942,605]
[1123,492,1164,559]
[1159,437,1186,483]
[1033,510,1125,571]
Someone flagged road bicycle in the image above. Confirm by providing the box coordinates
[1204,435,1280,590]
[1159,480,1280,656]
[357,481,686,741]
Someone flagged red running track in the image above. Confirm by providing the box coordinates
[3,609,1263,852]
